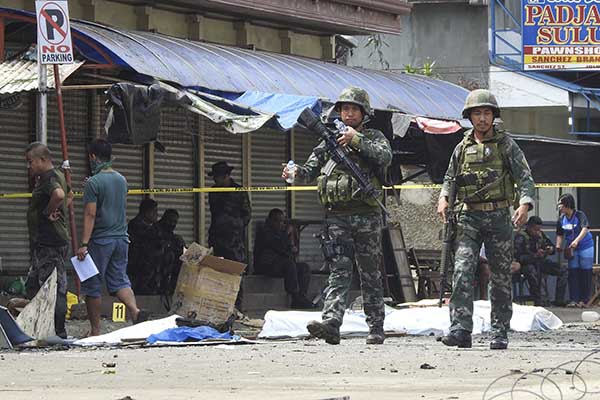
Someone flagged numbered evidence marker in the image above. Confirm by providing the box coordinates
[112,302,126,322]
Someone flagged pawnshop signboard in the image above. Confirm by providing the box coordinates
[522,0,600,70]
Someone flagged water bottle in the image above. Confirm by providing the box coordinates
[581,311,599,322]
[285,160,296,184]
[334,119,347,133]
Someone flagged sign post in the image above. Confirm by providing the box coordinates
[35,0,80,294]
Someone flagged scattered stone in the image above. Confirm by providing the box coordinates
[510,369,523,374]
[420,363,436,370]
[69,303,88,320]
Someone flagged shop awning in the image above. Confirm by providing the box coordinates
[0,7,469,124]
[70,20,467,120]
[0,58,83,94]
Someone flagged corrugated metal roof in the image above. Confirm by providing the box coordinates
[69,21,467,120]
[0,59,83,94]
[0,7,468,120]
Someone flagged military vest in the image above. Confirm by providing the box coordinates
[316,130,383,208]
[456,130,515,203]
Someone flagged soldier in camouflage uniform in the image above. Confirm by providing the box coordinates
[437,89,536,350]
[208,161,251,263]
[25,143,70,338]
[208,161,251,311]
[282,87,392,345]
[514,216,567,306]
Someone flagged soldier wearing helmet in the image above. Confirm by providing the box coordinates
[437,89,536,350]
[282,87,391,345]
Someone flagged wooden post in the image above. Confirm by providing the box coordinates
[0,17,5,63]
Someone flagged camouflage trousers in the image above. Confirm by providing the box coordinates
[211,230,247,310]
[450,208,513,337]
[25,245,69,336]
[321,211,385,331]
[211,231,247,264]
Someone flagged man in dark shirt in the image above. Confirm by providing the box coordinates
[127,198,158,292]
[514,216,567,306]
[254,208,313,309]
[25,142,70,338]
[147,209,186,296]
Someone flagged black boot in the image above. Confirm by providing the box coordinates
[366,327,385,345]
[441,329,472,348]
[291,294,316,309]
[490,336,508,350]
[307,320,340,345]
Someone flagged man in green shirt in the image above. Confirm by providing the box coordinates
[76,139,146,336]
[25,142,70,338]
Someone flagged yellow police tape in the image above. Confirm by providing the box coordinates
[2,182,600,199]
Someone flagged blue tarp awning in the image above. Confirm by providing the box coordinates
[1,7,469,127]
[233,91,321,130]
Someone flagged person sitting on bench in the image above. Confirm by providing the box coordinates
[254,208,314,309]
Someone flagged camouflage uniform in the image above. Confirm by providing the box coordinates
[208,180,251,263]
[441,128,535,337]
[298,87,392,335]
[514,229,567,306]
[26,168,70,338]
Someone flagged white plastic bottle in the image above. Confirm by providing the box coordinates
[285,160,296,184]
[334,119,347,133]
[581,311,599,322]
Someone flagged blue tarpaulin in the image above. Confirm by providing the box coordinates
[146,326,235,344]
[234,91,321,131]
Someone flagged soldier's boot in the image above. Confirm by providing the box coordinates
[441,329,472,348]
[307,320,340,345]
[490,336,508,350]
[366,326,385,345]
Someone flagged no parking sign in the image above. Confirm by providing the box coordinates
[35,0,74,64]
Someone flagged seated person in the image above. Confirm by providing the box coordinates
[127,198,158,291]
[143,209,186,296]
[514,216,568,306]
[254,208,313,309]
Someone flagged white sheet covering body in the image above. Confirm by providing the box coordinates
[258,301,563,339]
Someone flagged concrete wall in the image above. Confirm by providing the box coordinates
[203,17,237,46]
[501,107,570,139]
[294,33,323,59]
[0,0,331,59]
[249,25,282,53]
[92,2,137,31]
[347,3,489,87]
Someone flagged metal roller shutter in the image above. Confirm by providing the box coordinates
[250,128,287,262]
[47,90,90,252]
[154,106,197,246]
[0,92,33,275]
[293,129,325,271]
[203,119,244,246]
[111,143,144,226]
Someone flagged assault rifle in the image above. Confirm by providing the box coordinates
[297,108,389,216]
[438,178,458,307]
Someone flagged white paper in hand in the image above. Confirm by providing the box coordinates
[70,254,99,282]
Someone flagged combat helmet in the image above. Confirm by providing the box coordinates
[334,87,372,116]
[462,89,500,119]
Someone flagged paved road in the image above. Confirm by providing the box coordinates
[1,321,599,400]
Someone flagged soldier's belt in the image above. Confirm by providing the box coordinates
[464,200,510,211]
